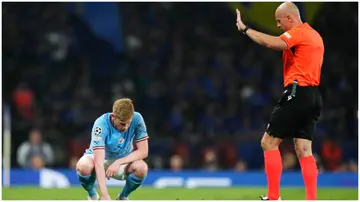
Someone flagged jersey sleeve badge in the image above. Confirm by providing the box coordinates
[94,126,102,136]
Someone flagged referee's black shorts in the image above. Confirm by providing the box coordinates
[265,83,322,141]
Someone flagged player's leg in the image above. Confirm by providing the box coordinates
[76,154,99,200]
[118,160,148,200]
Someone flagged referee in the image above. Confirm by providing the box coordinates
[236,2,323,200]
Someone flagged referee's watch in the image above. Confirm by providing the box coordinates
[242,26,250,35]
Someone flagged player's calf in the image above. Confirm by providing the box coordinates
[76,155,99,200]
[118,160,148,200]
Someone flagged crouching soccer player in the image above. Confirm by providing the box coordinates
[76,98,149,200]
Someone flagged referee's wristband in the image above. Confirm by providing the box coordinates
[242,26,250,35]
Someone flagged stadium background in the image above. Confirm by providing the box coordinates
[2,2,358,200]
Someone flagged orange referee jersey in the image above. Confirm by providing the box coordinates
[279,22,324,87]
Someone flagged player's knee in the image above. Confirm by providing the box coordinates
[132,160,148,178]
[76,163,93,176]
[76,158,94,176]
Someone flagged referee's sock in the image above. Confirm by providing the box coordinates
[300,155,318,200]
[264,149,282,200]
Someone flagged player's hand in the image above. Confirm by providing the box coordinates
[101,193,111,200]
[236,8,246,31]
[105,161,120,178]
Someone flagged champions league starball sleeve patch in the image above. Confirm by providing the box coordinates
[94,126,102,136]
[92,126,105,149]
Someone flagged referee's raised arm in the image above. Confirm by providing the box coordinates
[236,8,288,51]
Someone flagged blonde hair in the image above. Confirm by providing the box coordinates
[112,98,134,121]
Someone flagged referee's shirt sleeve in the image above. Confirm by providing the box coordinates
[280,27,301,49]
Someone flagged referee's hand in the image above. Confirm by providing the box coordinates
[236,9,246,31]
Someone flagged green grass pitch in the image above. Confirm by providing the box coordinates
[2,187,358,200]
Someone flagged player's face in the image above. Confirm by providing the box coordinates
[112,114,132,132]
[118,119,132,132]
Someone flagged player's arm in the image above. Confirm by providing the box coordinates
[91,120,110,198]
[116,139,149,165]
[93,148,109,197]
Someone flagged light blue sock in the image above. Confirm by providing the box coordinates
[120,173,146,198]
[77,172,97,197]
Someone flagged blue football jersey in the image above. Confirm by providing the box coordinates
[85,112,149,159]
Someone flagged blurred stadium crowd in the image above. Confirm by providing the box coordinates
[3,3,358,172]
